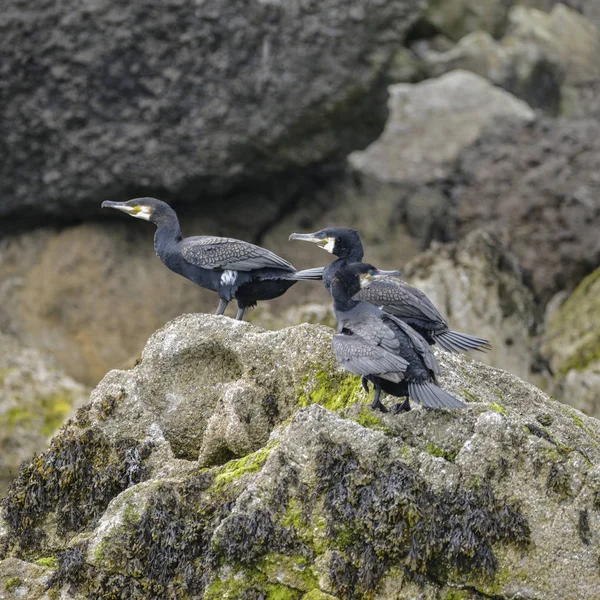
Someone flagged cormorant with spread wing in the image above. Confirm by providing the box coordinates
[102,198,323,320]
[290,227,490,353]
[331,262,466,413]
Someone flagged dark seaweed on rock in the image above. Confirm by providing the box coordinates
[0,426,152,554]
[312,437,530,598]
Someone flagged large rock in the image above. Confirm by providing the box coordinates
[448,117,600,302]
[423,0,600,41]
[541,266,600,416]
[0,0,424,224]
[419,4,600,114]
[349,70,535,184]
[404,230,538,381]
[1,315,599,599]
[0,332,88,498]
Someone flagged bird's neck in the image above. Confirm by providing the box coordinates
[340,246,363,263]
[331,279,359,312]
[154,216,183,258]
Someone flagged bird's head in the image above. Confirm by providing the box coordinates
[289,227,363,259]
[333,262,401,297]
[101,197,175,225]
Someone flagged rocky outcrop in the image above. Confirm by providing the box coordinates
[349,70,535,184]
[0,0,424,225]
[404,230,538,381]
[423,0,600,41]
[448,117,600,302]
[541,267,600,417]
[1,315,599,599]
[0,332,88,498]
[418,4,600,114]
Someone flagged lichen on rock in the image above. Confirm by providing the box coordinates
[0,315,599,599]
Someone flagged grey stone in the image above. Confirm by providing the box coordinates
[417,5,600,114]
[449,117,600,302]
[0,0,424,223]
[404,229,538,381]
[1,315,599,599]
[349,70,535,185]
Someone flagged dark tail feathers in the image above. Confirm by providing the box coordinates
[289,267,325,281]
[408,382,466,409]
[434,330,491,353]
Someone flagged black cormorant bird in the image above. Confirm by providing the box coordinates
[331,262,466,413]
[102,198,324,320]
[290,227,490,353]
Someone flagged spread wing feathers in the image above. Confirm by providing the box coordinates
[338,313,401,355]
[180,236,296,272]
[384,314,441,375]
[354,278,447,324]
[408,382,466,409]
[333,334,408,382]
[434,330,492,353]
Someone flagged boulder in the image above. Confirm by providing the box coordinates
[349,70,535,185]
[448,117,600,302]
[0,0,424,224]
[417,5,600,115]
[423,0,600,41]
[1,314,599,599]
[541,266,600,416]
[404,230,538,381]
[0,332,88,498]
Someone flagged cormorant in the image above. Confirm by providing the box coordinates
[102,198,324,320]
[290,227,490,353]
[331,262,466,413]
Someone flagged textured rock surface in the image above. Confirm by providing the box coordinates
[1,315,599,599]
[448,117,600,302]
[349,70,535,184]
[541,267,600,416]
[0,0,424,224]
[404,230,538,381]
[0,332,88,498]
[419,4,600,114]
[423,0,600,41]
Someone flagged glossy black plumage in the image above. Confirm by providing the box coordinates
[102,197,323,320]
[290,227,490,352]
[331,262,466,412]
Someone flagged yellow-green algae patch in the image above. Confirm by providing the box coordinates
[35,556,58,568]
[0,391,75,437]
[258,553,319,592]
[297,366,364,412]
[212,441,279,489]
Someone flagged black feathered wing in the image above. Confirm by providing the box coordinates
[354,277,447,325]
[179,236,296,272]
[333,334,408,383]
[337,311,401,355]
[383,313,441,375]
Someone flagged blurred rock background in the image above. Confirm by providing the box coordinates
[1,0,599,492]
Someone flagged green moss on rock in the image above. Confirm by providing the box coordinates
[5,576,22,590]
[297,368,364,412]
[213,442,278,489]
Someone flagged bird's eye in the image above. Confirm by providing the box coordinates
[132,201,139,207]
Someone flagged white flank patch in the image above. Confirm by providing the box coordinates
[220,270,238,286]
